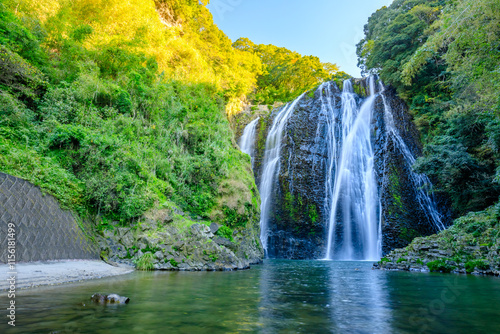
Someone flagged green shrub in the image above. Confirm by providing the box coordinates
[465,260,490,274]
[0,91,34,128]
[203,250,218,262]
[38,86,84,124]
[141,246,160,254]
[135,253,155,271]
[427,259,457,273]
[0,7,46,67]
[216,225,234,241]
[451,254,463,264]
[70,25,93,42]
[0,138,85,212]
[308,204,318,224]
[0,45,47,101]
[222,206,249,228]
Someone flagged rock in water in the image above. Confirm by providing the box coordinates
[91,294,130,304]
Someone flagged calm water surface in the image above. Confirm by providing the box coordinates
[2,260,500,333]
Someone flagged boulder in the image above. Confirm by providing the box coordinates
[91,294,130,304]
[213,236,233,248]
[210,223,220,234]
[154,251,164,260]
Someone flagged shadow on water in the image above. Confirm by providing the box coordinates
[2,260,500,333]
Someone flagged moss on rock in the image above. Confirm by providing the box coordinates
[97,202,264,271]
[374,204,500,276]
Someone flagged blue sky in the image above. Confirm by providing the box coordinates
[207,0,394,77]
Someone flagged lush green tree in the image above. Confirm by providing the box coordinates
[357,0,447,99]
[0,0,260,226]
[358,0,500,216]
[234,37,340,104]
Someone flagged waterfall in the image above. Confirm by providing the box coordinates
[255,76,446,260]
[380,84,445,231]
[239,117,260,167]
[324,77,380,261]
[259,94,305,254]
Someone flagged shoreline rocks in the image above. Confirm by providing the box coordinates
[98,217,264,272]
[373,205,500,277]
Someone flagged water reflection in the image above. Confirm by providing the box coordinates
[257,260,392,333]
[258,260,334,332]
[384,271,500,334]
[327,261,392,333]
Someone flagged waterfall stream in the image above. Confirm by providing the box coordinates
[258,94,305,254]
[324,77,380,261]
[379,83,445,231]
[239,117,260,168]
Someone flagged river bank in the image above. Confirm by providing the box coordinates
[0,260,134,290]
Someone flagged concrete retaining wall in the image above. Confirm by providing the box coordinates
[0,173,99,263]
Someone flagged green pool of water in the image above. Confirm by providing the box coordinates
[2,260,500,333]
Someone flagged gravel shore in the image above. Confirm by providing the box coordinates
[0,260,134,290]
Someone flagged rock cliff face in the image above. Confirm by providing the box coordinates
[377,86,448,254]
[264,87,339,259]
[236,78,449,259]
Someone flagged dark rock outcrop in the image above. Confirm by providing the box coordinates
[377,86,450,254]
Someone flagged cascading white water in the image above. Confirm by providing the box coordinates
[324,77,381,261]
[259,94,305,254]
[320,82,339,218]
[239,117,260,167]
[257,77,444,260]
[379,83,445,231]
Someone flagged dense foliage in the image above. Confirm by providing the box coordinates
[233,37,346,105]
[357,0,500,216]
[0,0,260,226]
